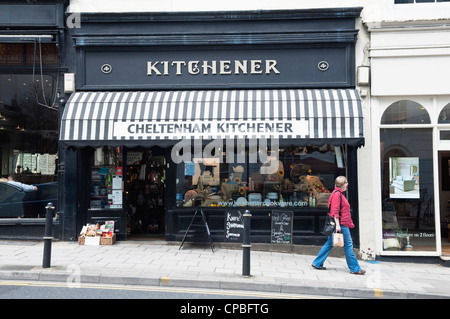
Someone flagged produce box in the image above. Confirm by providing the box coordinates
[78,236,95,245]
[78,234,116,245]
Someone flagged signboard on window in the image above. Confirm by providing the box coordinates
[389,157,420,199]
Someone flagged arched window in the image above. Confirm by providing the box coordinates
[379,101,436,252]
[438,103,450,123]
[381,100,430,125]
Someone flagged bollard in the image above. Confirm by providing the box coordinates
[242,210,252,277]
[42,202,55,268]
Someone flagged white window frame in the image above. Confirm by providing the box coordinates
[374,97,443,257]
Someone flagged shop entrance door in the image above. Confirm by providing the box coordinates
[439,151,450,256]
[126,147,167,240]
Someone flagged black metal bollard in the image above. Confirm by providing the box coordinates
[242,210,252,277]
[42,202,55,268]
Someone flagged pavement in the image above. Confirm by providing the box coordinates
[0,239,449,299]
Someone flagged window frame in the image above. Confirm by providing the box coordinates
[378,99,441,256]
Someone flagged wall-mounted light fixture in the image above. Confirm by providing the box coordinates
[357,66,370,86]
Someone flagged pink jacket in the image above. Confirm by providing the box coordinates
[328,187,355,228]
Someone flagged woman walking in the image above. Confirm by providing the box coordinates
[311,176,365,275]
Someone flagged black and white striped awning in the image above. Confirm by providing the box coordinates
[60,89,364,147]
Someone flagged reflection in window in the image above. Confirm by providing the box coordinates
[380,128,436,252]
[438,103,450,123]
[175,143,346,209]
[440,131,450,140]
[0,74,58,218]
[381,100,430,125]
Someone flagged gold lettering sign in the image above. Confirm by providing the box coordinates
[147,59,280,76]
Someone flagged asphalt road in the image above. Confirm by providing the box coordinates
[0,280,339,301]
[0,280,346,317]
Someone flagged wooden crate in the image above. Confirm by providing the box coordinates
[100,234,116,245]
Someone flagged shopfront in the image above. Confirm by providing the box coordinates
[59,8,364,245]
[369,21,450,257]
[0,2,65,239]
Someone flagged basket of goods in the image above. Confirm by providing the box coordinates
[78,221,116,245]
[305,175,331,207]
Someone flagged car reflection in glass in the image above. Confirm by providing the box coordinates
[0,182,57,218]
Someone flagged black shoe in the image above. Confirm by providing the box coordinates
[311,264,326,270]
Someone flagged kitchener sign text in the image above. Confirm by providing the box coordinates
[147,59,280,76]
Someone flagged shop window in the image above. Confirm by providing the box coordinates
[380,128,436,252]
[381,100,430,125]
[175,143,346,209]
[0,43,59,66]
[89,147,124,210]
[440,131,450,140]
[438,103,450,123]
[0,74,58,218]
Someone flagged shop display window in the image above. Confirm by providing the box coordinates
[89,146,124,210]
[0,74,58,218]
[380,126,436,252]
[175,143,346,209]
[380,101,437,252]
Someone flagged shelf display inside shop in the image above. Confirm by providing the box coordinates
[126,150,166,236]
[176,144,344,209]
[89,146,123,210]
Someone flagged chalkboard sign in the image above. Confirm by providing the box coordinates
[224,210,244,242]
[271,211,293,244]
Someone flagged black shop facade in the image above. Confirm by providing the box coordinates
[58,8,364,247]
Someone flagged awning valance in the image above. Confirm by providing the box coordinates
[60,89,364,148]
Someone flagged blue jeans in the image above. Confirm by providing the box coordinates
[312,225,361,273]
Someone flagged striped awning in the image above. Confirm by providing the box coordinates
[60,89,364,147]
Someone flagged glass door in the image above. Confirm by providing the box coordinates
[438,151,450,256]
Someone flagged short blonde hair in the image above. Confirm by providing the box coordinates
[335,176,347,188]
